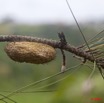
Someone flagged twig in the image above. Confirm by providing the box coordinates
[58,32,67,72]
[0,35,103,68]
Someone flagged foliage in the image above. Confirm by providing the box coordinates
[0,23,104,103]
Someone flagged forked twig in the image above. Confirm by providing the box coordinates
[58,32,67,72]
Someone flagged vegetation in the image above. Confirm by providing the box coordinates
[0,22,104,103]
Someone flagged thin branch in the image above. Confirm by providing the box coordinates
[0,35,94,60]
[58,32,67,72]
[0,35,103,68]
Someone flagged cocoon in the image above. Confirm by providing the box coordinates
[5,42,56,64]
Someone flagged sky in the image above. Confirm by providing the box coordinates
[0,0,104,24]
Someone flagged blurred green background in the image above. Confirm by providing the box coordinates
[0,19,104,103]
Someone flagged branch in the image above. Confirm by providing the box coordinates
[0,35,103,68]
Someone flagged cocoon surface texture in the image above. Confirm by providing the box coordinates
[5,42,56,64]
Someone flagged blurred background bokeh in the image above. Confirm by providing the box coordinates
[0,0,104,103]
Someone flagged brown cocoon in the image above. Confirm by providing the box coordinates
[5,42,56,64]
